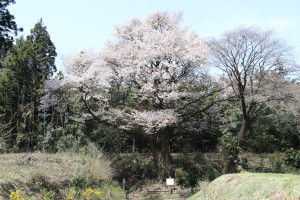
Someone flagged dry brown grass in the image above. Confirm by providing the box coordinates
[0,150,113,197]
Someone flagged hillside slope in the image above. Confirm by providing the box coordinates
[188,172,300,200]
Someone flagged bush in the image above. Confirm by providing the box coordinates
[285,148,300,168]
[73,172,87,190]
[239,152,289,173]
[43,126,61,152]
[175,153,219,188]
[56,134,77,152]
[16,131,39,152]
[26,173,56,192]
[39,190,56,200]
[0,136,8,153]
[112,155,158,188]
[0,181,16,197]
[71,143,113,189]
[90,125,123,153]
[97,183,125,200]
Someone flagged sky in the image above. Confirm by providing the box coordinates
[8,0,300,71]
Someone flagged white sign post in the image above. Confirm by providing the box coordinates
[166,177,174,194]
[122,178,126,190]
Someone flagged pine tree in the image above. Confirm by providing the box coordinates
[0,0,22,59]
[0,19,56,151]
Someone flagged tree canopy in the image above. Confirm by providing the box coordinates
[0,7,299,180]
[209,27,296,172]
[0,0,22,59]
[42,11,221,175]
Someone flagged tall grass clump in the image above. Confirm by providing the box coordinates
[0,143,119,199]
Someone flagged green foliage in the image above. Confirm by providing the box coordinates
[40,190,56,200]
[112,155,158,188]
[175,153,219,188]
[244,110,299,153]
[219,132,238,156]
[56,134,77,152]
[0,0,22,59]
[0,181,15,195]
[43,125,60,152]
[271,157,284,173]
[26,18,57,78]
[0,68,18,133]
[16,131,40,152]
[90,125,122,153]
[239,152,289,173]
[0,135,8,153]
[172,126,220,153]
[285,148,300,168]
[0,18,57,151]
[72,172,87,190]
[219,101,299,155]
[40,123,89,153]
[96,184,125,200]
[218,102,241,172]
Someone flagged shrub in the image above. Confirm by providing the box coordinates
[175,153,219,188]
[26,173,56,192]
[98,183,125,200]
[40,190,56,200]
[60,188,77,200]
[285,148,300,168]
[175,168,189,187]
[112,155,158,188]
[70,144,113,189]
[0,181,16,198]
[79,143,113,181]
[56,134,77,152]
[72,172,87,190]
[43,125,62,152]
[0,136,8,153]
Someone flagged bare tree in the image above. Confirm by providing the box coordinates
[209,27,295,172]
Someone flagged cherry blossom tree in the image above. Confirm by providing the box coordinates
[42,11,218,176]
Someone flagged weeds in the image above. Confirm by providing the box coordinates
[0,145,115,199]
[8,186,124,200]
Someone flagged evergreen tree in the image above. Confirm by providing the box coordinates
[0,0,22,59]
[26,18,57,80]
[0,19,56,151]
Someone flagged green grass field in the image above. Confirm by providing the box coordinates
[188,172,300,200]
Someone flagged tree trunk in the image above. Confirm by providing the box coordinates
[149,126,173,179]
[223,88,250,173]
[132,138,135,153]
[43,110,46,152]
[237,119,250,148]
[223,119,250,174]
[51,105,54,126]
[223,147,239,173]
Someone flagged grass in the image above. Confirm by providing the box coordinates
[0,151,112,182]
[1,151,299,199]
[0,150,114,198]
[188,172,300,200]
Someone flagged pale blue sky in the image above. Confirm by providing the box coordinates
[9,0,300,70]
